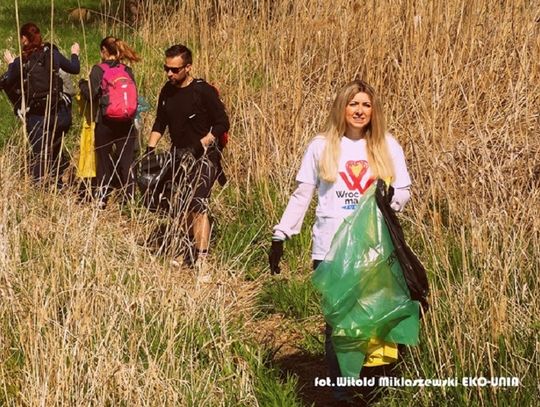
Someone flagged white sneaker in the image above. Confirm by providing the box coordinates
[170,258,181,267]
[197,273,212,284]
[195,258,212,284]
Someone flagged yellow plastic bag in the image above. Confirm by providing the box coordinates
[75,93,96,178]
[363,339,398,367]
[77,120,96,178]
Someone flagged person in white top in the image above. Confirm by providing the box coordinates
[268,79,412,397]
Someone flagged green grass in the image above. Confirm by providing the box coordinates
[296,328,324,356]
[0,0,102,146]
[212,190,269,275]
[258,275,321,320]
[212,180,314,279]
[211,181,314,278]
[233,341,304,407]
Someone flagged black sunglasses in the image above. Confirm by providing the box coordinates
[163,64,186,74]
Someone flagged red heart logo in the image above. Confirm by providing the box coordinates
[339,160,374,193]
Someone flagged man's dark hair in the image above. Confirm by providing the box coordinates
[165,44,192,65]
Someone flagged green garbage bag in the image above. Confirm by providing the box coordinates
[312,183,420,378]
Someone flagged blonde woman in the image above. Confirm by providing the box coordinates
[269,79,412,398]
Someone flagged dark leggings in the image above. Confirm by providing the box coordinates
[94,118,136,203]
[313,260,342,380]
[26,103,71,186]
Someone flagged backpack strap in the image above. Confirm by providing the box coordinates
[191,78,229,151]
[35,43,60,72]
[98,62,129,83]
[98,61,126,75]
[192,78,222,102]
[191,78,222,121]
[99,62,127,71]
[98,62,110,72]
[191,78,206,111]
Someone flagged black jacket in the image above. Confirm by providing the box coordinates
[151,79,230,158]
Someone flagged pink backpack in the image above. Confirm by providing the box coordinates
[99,63,137,121]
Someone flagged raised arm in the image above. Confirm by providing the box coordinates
[3,53,20,87]
[54,43,80,74]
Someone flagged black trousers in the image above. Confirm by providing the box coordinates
[313,260,342,381]
[94,118,136,203]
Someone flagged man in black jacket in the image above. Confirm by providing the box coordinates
[147,44,229,271]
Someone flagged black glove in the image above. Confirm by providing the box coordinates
[145,145,156,156]
[269,240,284,275]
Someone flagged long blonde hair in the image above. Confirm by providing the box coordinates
[319,79,395,183]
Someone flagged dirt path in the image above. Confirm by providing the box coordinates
[236,277,395,406]
[249,314,351,406]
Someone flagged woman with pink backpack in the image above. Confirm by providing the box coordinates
[79,36,140,207]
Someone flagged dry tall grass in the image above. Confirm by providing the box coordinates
[1,0,539,405]
[0,141,264,405]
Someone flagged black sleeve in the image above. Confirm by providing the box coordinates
[53,48,80,74]
[78,64,103,103]
[4,58,21,87]
[151,86,168,135]
[78,79,90,101]
[200,84,230,137]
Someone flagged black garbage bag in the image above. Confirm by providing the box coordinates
[375,179,430,312]
[136,148,197,214]
[136,152,175,212]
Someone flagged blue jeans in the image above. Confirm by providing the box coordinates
[26,103,71,186]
